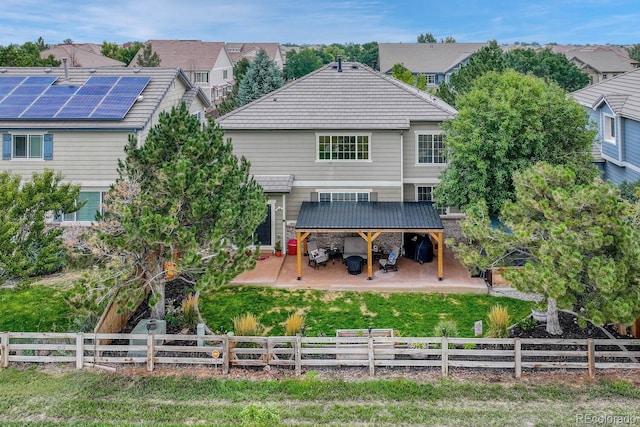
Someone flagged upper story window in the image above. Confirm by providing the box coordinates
[223,69,229,80]
[194,71,209,84]
[416,132,445,164]
[603,114,616,144]
[424,74,436,85]
[3,133,53,160]
[317,134,370,161]
[319,191,370,202]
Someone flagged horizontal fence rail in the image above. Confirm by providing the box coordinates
[1,332,639,378]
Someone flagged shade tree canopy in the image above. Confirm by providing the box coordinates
[434,69,596,216]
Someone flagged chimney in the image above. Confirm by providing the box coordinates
[62,57,68,80]
[337,55,342,72]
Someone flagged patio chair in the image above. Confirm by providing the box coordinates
[307,240,329,269]
[379,245,400,273]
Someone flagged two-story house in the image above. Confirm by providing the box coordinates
[217,61,457,280]
[567,49,636,85]
[378,43,488,88]
[0,66,210,223]
[130,40,234,103]
[225,43,284,70]
[571,68,640,185]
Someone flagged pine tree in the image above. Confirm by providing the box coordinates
[136,42,161,67]
[237,49,283,107]
[91,104,267,319]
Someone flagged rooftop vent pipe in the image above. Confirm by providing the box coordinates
[62,57,68,80]
[337,55,342,72]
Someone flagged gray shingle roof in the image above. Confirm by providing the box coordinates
[0,67,210,131]
[254,174,294,193]
[41,44,126,68]
[569,50,635,73]
[571,68,640,121]
[216,62,456,130]
[378,43,488,74]
[130,40,227,71]
[296,202,443,230]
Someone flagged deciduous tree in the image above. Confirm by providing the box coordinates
[88,104,266,319]
[434,70,596,215]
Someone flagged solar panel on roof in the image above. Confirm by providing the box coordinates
[12,85,46,95]
[84,76,119,86]
[23,76,57,85]
[22,95,71,118]
[0,74,150,120]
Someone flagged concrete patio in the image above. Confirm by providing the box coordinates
[231,245,488,294]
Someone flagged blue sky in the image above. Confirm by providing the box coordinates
[2,0,639,47]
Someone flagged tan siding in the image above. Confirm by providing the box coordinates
[3,131,129,184]
[229,129,403,181]
[403,123,447,182]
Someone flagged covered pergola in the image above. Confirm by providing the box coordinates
[294,201,445,281]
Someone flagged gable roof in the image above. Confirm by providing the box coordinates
[128,40,228,71]
[568,50,635,73]
[41,44,126,68]
[378,43,488,74]
[226,42,282,65]
[216,62,456,130]
[0,67,210,131]
[571,68,640,121]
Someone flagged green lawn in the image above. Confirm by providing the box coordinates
[199,287,532,337]
[0,368,638,426]
[0,275,100,333]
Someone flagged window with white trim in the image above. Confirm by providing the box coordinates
[416,133,445,164]
[318,191,369,202]
[13,134,43,159]
[54,191,105,222]
[317,134,370,161]
[194,71,209,83]
[424,74,436,85]
[603,114,615,143]
[417,186,448,215]
[223,69,228,79]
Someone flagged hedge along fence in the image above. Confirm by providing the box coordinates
[1,332,639,379]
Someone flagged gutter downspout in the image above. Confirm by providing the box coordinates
[282,194,287,245]
[400,130,404,202]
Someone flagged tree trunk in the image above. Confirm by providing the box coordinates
[546,298,562,335]
[150,282,166,320]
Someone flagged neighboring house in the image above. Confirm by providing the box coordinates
[130,40,234,103]
[571,68,640,184]
[226,42,284,69]
[378,43,488,88]
[217,61,456,281]
[0,66,210,223]
[41,43,126,68]
[567,49,636,84]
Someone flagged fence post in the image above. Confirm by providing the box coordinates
[368,336,375,377]
[76,333,84,369]
[295,335,302,376]
[147,334,154,372]
[441,337,448,377]
[222,335,230,375]
[587,338,595,379]
[1,332,8,368]
[514,338,521,379]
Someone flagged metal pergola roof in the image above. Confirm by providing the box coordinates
[293,202,445,281]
